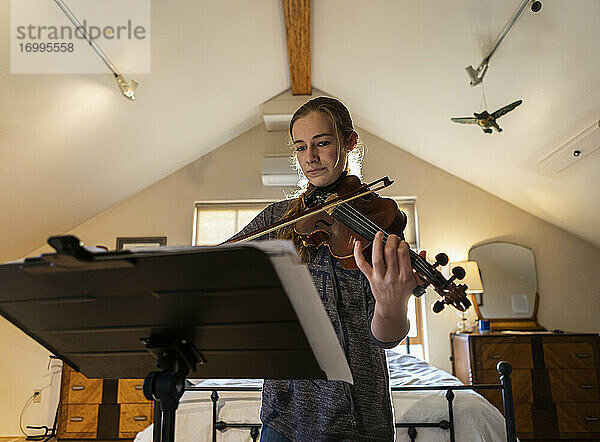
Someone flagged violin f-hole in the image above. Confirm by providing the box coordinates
[314,219,334,229]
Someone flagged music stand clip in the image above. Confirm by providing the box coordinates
[142,334,205,442]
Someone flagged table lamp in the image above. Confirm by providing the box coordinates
[449,261,484,332]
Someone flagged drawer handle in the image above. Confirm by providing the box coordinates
[585,416,598,422]
[580,384,594,390]
[133,416,148,422]
[70,417,84,422]
[488,354,502,359]
[576,353,590,358]
[71,385,85,391]
[135,385,143,390]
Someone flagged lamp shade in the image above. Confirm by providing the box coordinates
[449,261,484,294]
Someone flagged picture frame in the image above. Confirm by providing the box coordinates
[115,236,167,251]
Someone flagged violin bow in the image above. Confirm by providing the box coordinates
[224,177,394,244]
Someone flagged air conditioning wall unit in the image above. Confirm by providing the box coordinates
[262,155,298,186]
[263,114,292,132]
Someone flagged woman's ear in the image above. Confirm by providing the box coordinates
[346,131,358,152]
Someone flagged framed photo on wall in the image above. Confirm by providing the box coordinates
[115,236,167,251]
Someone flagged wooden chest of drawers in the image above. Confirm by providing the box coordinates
[58,365,153,440]
[451,332,600,441]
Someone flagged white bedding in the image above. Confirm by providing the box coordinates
[135,353,510,442]
[386,353,509,441]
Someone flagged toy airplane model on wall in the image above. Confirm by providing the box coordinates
[451,100,523,133]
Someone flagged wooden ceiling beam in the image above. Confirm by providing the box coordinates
[283,0,311,95]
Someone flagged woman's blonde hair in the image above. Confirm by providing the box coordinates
[277,97,364,260]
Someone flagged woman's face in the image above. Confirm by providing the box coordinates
[292,111,351,187]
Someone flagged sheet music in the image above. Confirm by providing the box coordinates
[113,240,299,258]
[260,246,354,385]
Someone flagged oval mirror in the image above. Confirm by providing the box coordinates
[468,241,544,330]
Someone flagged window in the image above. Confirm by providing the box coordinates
[193,201,273,246]
[193,197,425,359]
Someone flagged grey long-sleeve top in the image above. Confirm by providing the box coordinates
[233,199,398,441]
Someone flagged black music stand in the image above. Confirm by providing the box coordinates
[0,236,339,442]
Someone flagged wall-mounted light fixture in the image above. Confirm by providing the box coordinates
[53,0,138,100]
[465,0,542,87]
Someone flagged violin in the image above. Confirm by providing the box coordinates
[294,175,406,270]
[228,175,471,313]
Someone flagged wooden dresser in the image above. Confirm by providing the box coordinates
[451,331,600,441]
[57,364,154,440]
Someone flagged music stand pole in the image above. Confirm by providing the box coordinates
[142,335,202,442]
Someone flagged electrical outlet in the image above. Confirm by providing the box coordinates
[33,389,42,403]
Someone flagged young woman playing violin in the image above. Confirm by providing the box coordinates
[233,97,425,442]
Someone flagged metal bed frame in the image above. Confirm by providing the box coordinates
[163,361,517,442]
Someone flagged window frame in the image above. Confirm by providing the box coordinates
[192,200,276,246]
[389,197,423,348]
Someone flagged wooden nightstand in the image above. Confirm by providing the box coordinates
[451,331,600,441]
[57,365,153,440]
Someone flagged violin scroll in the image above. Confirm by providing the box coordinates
[411,256,471,313]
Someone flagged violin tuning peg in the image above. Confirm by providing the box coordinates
[452,266,466,279]
[431,252,449,270]
[435,253,449,267]
[447,266,466,284]
[432,300,446,313]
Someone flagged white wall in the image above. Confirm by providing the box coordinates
[0,318,62,438]
[2,122,599,435]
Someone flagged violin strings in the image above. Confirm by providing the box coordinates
[334,203,444,285]
[337,203,450,289]
[333,200,466,307]
[336,203,435,281]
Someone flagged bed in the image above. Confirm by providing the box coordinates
[134,352,516,442]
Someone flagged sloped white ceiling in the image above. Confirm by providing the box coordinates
[1,0,599,260]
